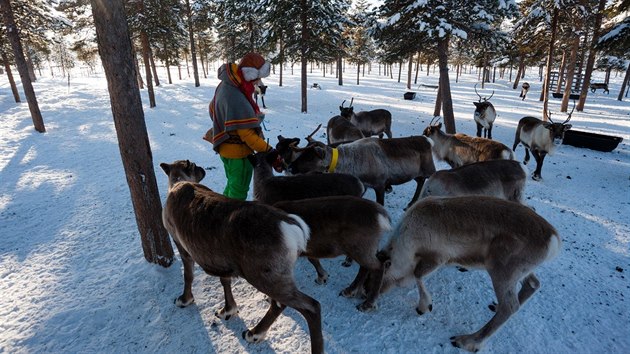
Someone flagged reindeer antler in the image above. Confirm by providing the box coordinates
[305,124,322,144]
[564,100,576,124]
[474,83,494,102]
[349,97,354,107]
[474,83,482,102]
[341,100,346,108]
[429,116,442,126]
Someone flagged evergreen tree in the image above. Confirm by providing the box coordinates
[596,0,629,101]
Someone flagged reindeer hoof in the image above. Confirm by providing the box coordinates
[315,275,328,285]
[456,266,469,272]
[416,304,432,315]
[243,329,266,343]
[215,307,239,320]
[175,295,194,307]
[341,258,353,267]
[450,335,482,352]
[488,302,497,312]
[339,288,356,298]
[532,174,542,181]
[357,301,377,312]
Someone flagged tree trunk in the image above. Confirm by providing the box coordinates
[184,0,200,87]
[433,81,442,117]
[279,36,284,87]
[184,52,190,77]
[0,0,45,132]
[618,63,630,101]
[397,61,402,82]
[555,49,567,93]
[437,37,455,134]
[414,53,420,84]
[131,44,144,89]
[1,47,20,102]
[90,0,174,267]
[300,0,307,113]
[577,0,607,111]
[140,29,155,107]
[165,58,172,84]
[561,34,580,112]
[24,46,36,81]
[149,47,160,86]
[406,54,413,89]
[541,8,559,120]
[356,62,360,85]
[337,55,343,85]
[513,58,524,89]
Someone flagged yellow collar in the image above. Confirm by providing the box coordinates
[327,148,339,173]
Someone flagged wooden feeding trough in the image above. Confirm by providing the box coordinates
[552,92,580,100]
[404,91,416,100]
[563,130,623,152]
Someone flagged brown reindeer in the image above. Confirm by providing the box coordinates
[373,196,561,352]
[274,196,391,311]
[423,119,513,168]
[160,160,323,353]
[339,98,393,139]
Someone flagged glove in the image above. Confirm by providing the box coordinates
[270,149,285,173]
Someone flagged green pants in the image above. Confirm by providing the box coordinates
[220,156,253,200]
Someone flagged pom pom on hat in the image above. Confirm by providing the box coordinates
[239,52,266,69]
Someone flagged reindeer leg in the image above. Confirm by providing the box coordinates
[243,300,286,344]
[215,277,239,320]
[261,96,266,108]
[357,258,387,312]
[523,148,530,165]
[174,242,195,307]
[518,273,540,305]
[267,289,323,354]
[405,177,426,210]
[451,272,520,352]
[531,150,545,181]
[341,266,369,299]
[308,257,329,285]
[375,187,385,206]
[487,126,492,140]
[476,122,483,138]
[413,258,441,315]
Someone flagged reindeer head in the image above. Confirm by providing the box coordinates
[287,145,329,175]
[160,160,206,189]
[422,117,443,137]
[545,104,574,146]
[339,98,355,118]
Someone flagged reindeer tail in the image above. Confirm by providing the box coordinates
[281,214,311,255]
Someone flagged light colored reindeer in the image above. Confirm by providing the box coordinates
[473,83,496,139]
[374,196,561,352]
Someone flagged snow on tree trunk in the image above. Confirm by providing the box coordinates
[90,0,174,267]
[0,0,45,133]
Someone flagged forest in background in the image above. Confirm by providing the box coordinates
[1,0,629,267]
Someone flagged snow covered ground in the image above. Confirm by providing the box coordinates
[1,63,629,353]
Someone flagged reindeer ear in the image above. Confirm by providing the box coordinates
[564,124,572,131]
[473,101,480,106]
[195,166,206,182]
[542,122,552,129]
[160,163,170,175]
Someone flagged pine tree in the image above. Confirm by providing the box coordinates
[595,0,629,101]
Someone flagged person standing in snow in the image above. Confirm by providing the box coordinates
[205,52,281,200]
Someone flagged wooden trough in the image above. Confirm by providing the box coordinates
[563,130,623,152]
[404,92,416,100]
[552,92,580,100]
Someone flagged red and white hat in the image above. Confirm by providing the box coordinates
[238,52,271,82]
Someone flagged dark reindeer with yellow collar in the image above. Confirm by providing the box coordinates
[287,136,436,208]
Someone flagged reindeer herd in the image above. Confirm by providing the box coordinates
[159,86,575,353]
